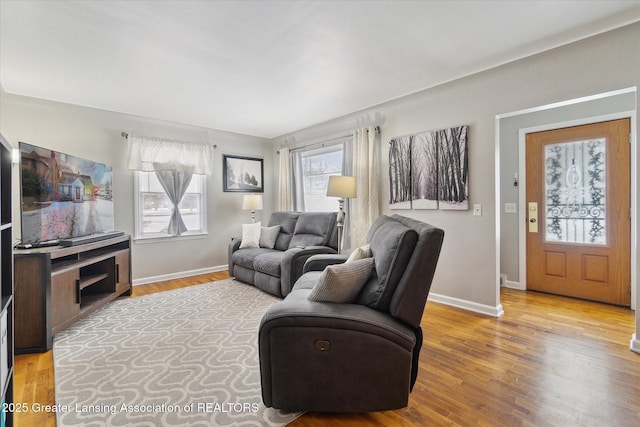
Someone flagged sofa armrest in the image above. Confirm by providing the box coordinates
[280,246,338,296]
[227,238,242,276]
[303,254,349,273]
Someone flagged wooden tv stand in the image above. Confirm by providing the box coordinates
[14,235,131,353]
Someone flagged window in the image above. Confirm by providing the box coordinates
[134,171,206,239]
[293,143,345,212]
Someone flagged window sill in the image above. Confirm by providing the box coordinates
[134,232,208,245]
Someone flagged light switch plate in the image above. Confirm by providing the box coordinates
[473,204,482,216]
[505,203,517,213]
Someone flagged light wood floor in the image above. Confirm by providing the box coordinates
[14,273,639,426]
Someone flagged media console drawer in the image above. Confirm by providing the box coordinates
[14,234,132,353]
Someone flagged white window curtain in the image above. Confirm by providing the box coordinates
[128,135,213,236]
[127,134,213,174]
[350,126,379,247]
[277,147,292,211]
[291,149,306,212]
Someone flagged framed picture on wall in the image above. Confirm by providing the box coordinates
[223,154,264,192]
[387,125,469,211]
[389,135,413,210]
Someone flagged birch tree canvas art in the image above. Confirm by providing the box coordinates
[388,125,469,211]
[411,131,439,209]
[437,125,468,210]
[389,135,412,209]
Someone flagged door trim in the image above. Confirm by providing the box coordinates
[517,111,637,309]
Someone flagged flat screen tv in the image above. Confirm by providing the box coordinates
[19,142,114,246]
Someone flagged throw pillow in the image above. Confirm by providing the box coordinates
[307,257,374,303]
[259,225,281,249]
[346,244,372,263]
[239,222,261,249]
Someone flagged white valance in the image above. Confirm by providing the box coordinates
[127,134,213,174]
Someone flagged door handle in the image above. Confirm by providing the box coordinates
[528,202,538,233]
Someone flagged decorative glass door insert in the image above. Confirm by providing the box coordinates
[544,138,606,245]
[526,119,630,306]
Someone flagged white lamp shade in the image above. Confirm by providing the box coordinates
[326,176,356,198]
[242,194,263,210]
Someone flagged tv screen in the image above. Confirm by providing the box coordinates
[19,142,114,245]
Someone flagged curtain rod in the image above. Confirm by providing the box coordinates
[288,133,351,154]
[278,126,381,154]
[123,126,383,151]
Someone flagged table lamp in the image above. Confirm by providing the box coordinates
[242,194,263,223]
[326,176,356,254]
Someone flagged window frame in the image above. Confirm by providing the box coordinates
[133,171,208,242]
[291,138,351,213]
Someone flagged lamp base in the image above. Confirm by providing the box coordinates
[336,198,345,254]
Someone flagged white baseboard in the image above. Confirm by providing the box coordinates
[133,264,228,286]
[428,292,504,317]
[502,280,525,290]
[631,333,640,354]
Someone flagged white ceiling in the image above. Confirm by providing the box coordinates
[1,1,640,138]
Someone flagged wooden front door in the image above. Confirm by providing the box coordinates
[525,119,631,306]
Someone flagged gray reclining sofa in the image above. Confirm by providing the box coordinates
[228,211,338,297]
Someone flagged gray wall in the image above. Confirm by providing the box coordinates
[273,22,640,316]
[0,93,273,282]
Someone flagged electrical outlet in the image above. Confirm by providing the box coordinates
[473,204,482,216]
[505,203,517,213]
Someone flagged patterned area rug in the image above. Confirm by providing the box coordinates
[53,279,302,426]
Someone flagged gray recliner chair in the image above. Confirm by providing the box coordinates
[259,214,445,412]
